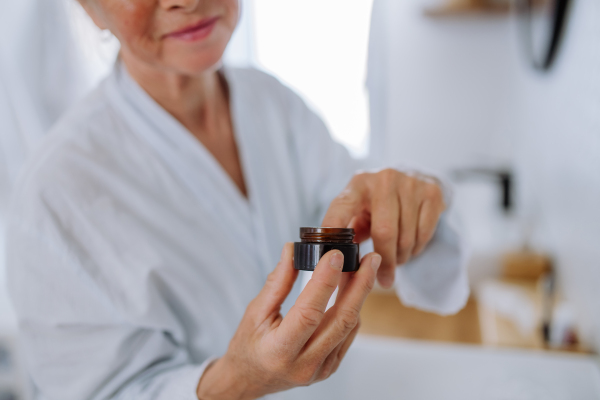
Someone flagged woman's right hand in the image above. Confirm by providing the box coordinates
[196,243,382,400]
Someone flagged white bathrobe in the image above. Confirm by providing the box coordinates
[6,63,468,400]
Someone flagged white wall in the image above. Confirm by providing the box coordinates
[513,0,600,349]
[368,0,520,173]
[368,0,600,350]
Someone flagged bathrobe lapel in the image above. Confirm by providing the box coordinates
[104,63,265,278]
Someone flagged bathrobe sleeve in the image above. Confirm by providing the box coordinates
[7,191,212,400]
[281,84,469,315]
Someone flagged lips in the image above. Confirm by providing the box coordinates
[164,17,220,42]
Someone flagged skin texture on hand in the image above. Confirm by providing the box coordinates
[197,244,382,400]
[322,168,447,289]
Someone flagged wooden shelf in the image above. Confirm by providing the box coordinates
[360,292,481,344]
[424,0,510,17]
[359,290,590,354]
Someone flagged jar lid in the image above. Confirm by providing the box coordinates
[300,227,354,235]
[299,227,355,243]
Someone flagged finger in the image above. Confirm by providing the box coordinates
[370,172,400,289]
[315,317,360,382]
[336,273,352,302]
[397,184,419,265]
[300,253,381,361]
[330,316,361,375]
[252,243,298,319]
[321,175,369,229]
[336,251,374,302]
[348,211,371,244]
[412,200,443,256]
[276,250,344,354]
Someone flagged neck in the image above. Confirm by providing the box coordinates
[120,50,225,135]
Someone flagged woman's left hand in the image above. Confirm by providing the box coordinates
[322,168,446,289]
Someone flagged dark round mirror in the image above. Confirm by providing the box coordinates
[517,0,571,71]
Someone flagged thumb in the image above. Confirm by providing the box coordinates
[253,243,299,318]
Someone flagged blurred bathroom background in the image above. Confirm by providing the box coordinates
[1,0,599,398]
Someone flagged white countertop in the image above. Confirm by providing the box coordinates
[280,335,600,400]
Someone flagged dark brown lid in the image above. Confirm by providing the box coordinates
[299,227,355,243]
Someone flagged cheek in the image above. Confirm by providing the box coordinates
[103,0,156,54]
[226,0,240,28]
[217,0,241,50]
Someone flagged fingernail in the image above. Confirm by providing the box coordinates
[379,276,393,289]
[330,252,344,271]
[371,254,382,272]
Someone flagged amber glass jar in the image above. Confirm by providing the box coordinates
[294,227,360,272]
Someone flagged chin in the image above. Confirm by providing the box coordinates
[166,34,232,76]
[177,52,226,75]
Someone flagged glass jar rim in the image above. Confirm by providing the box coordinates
[299,227,355,243]
[300,227,354,235]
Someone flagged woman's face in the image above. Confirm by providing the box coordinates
[83,0,239,75]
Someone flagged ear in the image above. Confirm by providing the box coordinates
[77,0,109,31]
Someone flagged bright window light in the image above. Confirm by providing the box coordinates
[65,0,120,88]
[253,0,374,157]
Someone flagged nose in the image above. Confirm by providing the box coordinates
[159,0,199,12]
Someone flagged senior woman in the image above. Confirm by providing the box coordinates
[7,0,468,399]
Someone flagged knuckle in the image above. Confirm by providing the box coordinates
[318,360,334,381]
[263,271,286,299]
[377,168,397,188]
[296,305,323,330]
[291,366,317,386]
[411,246,424,257]
[337,308,360,332]
[396,247,411,262]
[399,236,416,252]
[402,175,418,191]
[311,276,338,292]
[359,275,375,295]
[372,223,396,242]
[424,182,443,200]
[418,229,434,245]
[265,271,279,287]
[353,274,375,296]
